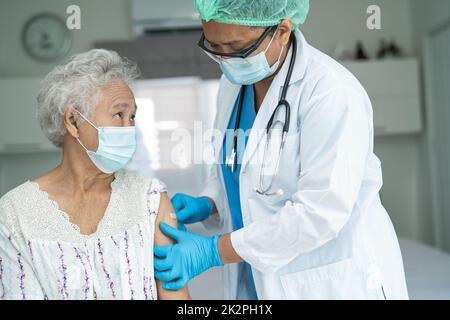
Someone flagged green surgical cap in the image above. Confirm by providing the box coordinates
[194,0,310,29]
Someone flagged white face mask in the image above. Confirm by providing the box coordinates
[76,111,136,174]
[218,29,284,85]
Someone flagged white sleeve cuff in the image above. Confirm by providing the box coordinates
[231,228,278,274]
[199,189,225,232]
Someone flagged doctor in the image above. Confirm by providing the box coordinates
[154,0,409,300]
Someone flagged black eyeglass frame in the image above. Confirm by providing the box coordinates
[197,25,278,59]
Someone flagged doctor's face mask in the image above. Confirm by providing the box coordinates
[201,25,285,85]
[219,29,284,85]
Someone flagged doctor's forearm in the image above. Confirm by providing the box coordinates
[202,196,241,263]
[218,233,243,264]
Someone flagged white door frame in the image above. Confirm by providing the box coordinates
[423,18,450,250]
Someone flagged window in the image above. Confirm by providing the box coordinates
[127,77,220,195]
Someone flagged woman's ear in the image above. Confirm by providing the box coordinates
[64,108,80,138]
[277,19,293,46]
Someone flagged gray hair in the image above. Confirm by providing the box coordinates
[37,49,141,147]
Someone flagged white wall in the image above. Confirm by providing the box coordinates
[410,0,450,248]
[303,0,415,57]
[0,152,61,196]
[0,0,133,77]
[411,0,450,53]
[0,158,4,195]
[0,0,433,246]
[374,136,423,240]
[0,0,416,76]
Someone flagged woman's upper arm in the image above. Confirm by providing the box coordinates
[155,193,178,246]
[154,192,191,300]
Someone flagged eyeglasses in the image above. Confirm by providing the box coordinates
[198,25,278,59]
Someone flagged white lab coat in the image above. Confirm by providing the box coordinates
[200,29,409,300]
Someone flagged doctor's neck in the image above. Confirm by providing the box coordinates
[253,35,292,112]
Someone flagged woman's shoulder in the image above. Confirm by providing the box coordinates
[108,170,168,229]
[0,181,36,212]
[0,181,37,234]
[116,169,167,194]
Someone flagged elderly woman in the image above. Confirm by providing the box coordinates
[0,49,190,300]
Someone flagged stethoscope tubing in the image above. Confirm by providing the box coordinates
[227,33,298,190]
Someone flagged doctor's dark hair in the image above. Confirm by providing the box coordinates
[36,49,141,147]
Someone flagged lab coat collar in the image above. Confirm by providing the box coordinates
[276,28,308,86]
[239,29,308,172]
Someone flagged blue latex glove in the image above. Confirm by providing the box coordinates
[177,223,187,232]
[154,222,223,290]
[171,193,213,224]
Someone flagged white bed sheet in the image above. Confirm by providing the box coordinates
[399,237,450,300]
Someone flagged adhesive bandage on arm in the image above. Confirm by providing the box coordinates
[169,212,177,220]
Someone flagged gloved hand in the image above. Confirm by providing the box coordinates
[171,193,213,224]
[154,222,223,290]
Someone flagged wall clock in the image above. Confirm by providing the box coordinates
[22,13,72,62]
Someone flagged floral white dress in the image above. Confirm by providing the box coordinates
[0,170,166,300]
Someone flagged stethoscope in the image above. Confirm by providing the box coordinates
[225,35,297,196]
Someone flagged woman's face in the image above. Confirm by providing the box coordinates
[75,78,136,152]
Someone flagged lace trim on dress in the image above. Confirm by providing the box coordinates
[27,175,120,237]
[1,170,166,244]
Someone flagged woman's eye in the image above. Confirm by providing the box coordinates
[114,112,123,119]
[130,114,136,121]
